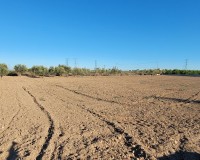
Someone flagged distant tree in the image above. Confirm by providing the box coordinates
[152,69,161,75]
[14,64,27,76]
[58,65,71,74]
[55,66,65,76]
[82,68,91,76]
[110,67,121,75]
[172,69,180,75]
[40,66,48,76]
[0,63,8,78]
[48,66,55,75]
[31,66,48,76]
[164,69,172,75]
[72,68,86,76]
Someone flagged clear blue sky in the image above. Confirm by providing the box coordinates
[0,0,199,70]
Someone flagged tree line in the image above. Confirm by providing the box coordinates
[0,63,199,78]
[130,69,200,76]
[0,63,122,78]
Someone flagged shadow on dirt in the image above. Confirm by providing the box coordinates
[157,97,200,104]
[6,142,20,160]
[158,151,200,160]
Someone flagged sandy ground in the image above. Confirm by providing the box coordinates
[0,76,199,160]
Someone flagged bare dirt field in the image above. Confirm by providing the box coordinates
[0,76,199,160]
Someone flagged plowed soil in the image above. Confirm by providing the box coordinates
[0,76,199,160]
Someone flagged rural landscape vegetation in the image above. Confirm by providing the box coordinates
[0,0,200,160]
[0,63,200,160]
[0,63,200,78]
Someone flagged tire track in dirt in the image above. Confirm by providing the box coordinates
[55,85,188,159]
[55,85,141,107]
[78,104,150,159]
[53,85,151,159]
[22,87,55,160]
[55,85,180,107]
[34,86,69,160]
[152,91,200,104]
[0,92,23,159]
[57,145,64,160]
[0,109,20,138]
[50,126,66,160]
[50,142,65,160]
[0,92,21,139]
[55,84,154,159]
[186,91,200,102]
[146,90,200,155]
[55,85,133,105]
[56,126,66,160]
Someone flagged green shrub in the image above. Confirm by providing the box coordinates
[7,71,18,76]
[31,66,48,76]
[0,63,8,78]
[14,64,27,75]
[55,66,65,76]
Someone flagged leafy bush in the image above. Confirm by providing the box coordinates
[0,63,8,78]
[48,66,56,75]
[58,65,71,74]
[55,66,65,76]
[30,66,48,76]
[14,64,27,75]
[7,71,18,76]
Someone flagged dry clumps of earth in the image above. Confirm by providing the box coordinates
[0,75,199,160]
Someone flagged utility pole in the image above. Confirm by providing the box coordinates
[95,60,97,70]
[74,58,77,68]
[115,63,119,69]
[66,58,69,66]
[185,59,188,70]
[156,62,159,69]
